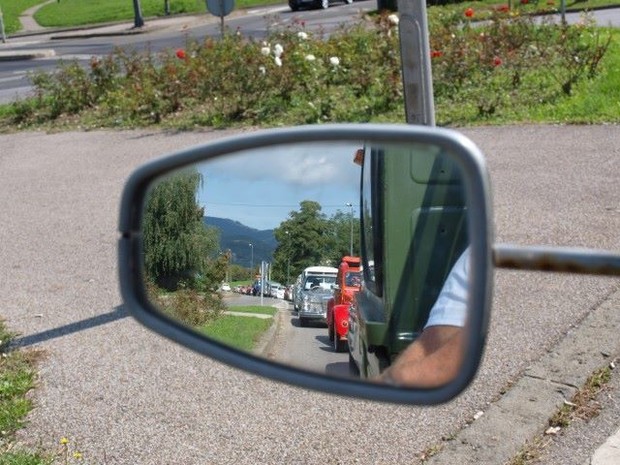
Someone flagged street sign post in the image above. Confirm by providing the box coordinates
[206,0,235,37]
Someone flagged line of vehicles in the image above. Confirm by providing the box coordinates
[291,258,361,351]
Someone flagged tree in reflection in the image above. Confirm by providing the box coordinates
[143,169,225,326]
[271,200,360,284]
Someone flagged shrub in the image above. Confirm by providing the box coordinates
[429,8,611,122]
[2,10,612,129]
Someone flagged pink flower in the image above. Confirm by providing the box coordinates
[493,56,503,67]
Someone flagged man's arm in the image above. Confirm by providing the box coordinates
[377,325,464,387]
[376,248,470,388]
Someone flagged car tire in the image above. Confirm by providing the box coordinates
[328,321,334,341]
[299,317,307,327]
[289,0,300,11]
[334,333,346,353]
[348,353,360,377]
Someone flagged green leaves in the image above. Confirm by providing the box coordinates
[143,169,220,291]
[270,201,360,284]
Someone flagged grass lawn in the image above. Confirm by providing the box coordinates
[0,0,47,34]
[32,0,283,28]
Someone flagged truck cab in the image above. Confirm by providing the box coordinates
[326,256,361,352]
[347,143,468,378]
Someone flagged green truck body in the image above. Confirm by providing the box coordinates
[347,143,469,378]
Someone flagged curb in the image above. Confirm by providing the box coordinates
[426,285,620,464]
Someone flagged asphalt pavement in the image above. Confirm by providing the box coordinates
[0,5,619,465]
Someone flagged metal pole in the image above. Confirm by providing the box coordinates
[398,0,435,126]
[249,243,254,280]
[285,230,290,285]
[132,0,145,28]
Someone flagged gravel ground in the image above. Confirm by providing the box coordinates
[1,125,618,464]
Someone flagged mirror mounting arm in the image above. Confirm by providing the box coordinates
[493,244,620,276]
[399,0,435,126]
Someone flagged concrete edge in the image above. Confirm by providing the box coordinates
[425,285,620,465]
[0,49,56,61]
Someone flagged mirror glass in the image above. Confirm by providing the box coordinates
[140,139,470,388]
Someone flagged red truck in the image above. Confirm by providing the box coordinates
[326,256,361,352]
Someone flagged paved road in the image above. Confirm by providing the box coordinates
[0,1,377,103]
[1,125,618,464]
[1,3,619,103]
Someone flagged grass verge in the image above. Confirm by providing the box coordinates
[0,321,49,465]
[507,362,616,465]
[202,305,277,351]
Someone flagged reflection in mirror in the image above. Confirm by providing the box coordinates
[141,140,469,388]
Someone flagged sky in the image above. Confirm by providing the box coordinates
[193,141,363,230]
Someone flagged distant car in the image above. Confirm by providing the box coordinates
[269,282,285,299]
[220,283,231,292]
[289,0,352,11]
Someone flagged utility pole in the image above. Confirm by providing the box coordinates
[346,203,354,256]
[398,0,435,126]
[285,230,291,285]
[249,243,254,280]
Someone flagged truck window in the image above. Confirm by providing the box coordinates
[360,147,384,296]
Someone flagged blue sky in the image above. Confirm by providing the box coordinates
[194,142,362,230]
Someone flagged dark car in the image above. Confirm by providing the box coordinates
[289,0,352,11]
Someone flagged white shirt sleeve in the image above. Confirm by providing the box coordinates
[424,247,470,329]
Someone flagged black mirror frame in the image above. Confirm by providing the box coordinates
[118,123,494,405]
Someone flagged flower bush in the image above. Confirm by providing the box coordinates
[3,9,612,129]
[428,7,611,121]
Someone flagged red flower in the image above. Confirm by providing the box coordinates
[176,49,187,60]
[496,4,510,12]
[520,0,529,4]
[493,56,503,67]
[431,50,443,58]
[464,7,474,18]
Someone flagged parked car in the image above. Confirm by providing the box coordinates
[289,0,352,12]
[268,282,285,299]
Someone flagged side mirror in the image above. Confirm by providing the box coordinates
[118,123,495,405]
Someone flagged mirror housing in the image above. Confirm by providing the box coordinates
[118,124,494,405]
